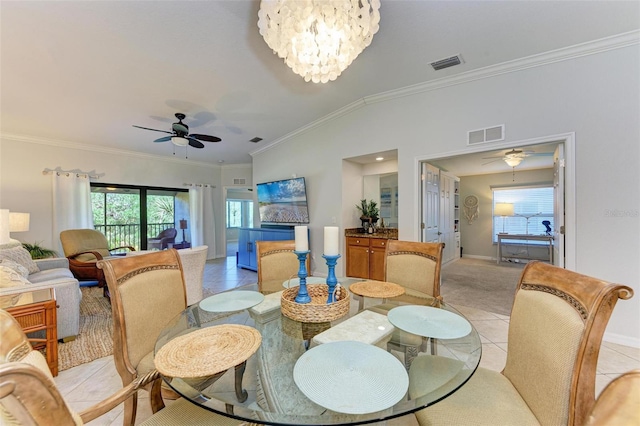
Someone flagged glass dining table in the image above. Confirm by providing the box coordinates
[154,280,482,425]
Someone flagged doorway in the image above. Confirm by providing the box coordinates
[416,132,575,270]
[223,186,254,258]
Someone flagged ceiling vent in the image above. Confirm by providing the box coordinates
[249,137,263,143]
[467,125,505,145]
[430,54,463,71]
[233,178,246,185]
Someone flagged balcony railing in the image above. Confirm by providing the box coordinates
[94,223,175,251]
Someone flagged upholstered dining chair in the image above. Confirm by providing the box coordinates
[409,261,633,426]
[0,309,256,426]
[60,228,135,296]
[256,240,310,294]
[368,240,445,368]
[585,369,640,425]
[147,228,177,250]
[177,245,208,306]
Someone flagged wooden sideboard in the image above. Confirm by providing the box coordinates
[345,229,397,281]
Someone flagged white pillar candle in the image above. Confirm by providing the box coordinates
[324,226,339,256]
[294,226,308,252]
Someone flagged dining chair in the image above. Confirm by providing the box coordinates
[409,261,634,426]
[585,369,640,425]
[0,309,257,426]
[256,240,310,294]
[368,240,445,368]
[60,228,135,297]
[176,245,208,305]
[97,250,249,426]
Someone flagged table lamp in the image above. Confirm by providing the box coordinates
[494,203,514,234]
[179,219,187,243]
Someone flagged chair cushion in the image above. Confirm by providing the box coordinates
[0,245,39,274]
[413,366,540,426]
[138,397,242,426]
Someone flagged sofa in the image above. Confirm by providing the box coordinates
[0,242,81,341]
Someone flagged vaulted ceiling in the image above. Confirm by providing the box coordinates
[1,1,638,165]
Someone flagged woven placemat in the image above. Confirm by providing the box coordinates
[154,325,261,378]
[349,281,405,299]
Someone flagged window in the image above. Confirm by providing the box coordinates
[226,199,253,228]
[492,185,554,243]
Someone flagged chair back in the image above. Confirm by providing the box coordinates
[503,261,633,426]
[256,240,309,293]
[586,369,640,425]
[177,245,208,305]
[0,309,81,425]
[60,229,111,261]
[384,240,445,299]
[157,228,177,240]
[97,250,187,380]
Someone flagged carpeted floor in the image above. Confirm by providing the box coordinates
[58,286,113,372]
[440,257,525,316]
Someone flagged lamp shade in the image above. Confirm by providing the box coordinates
[9,212,30,232]
[504,155,523,167]
[179,219,188,230]
[494,203,514,217]
[171,136,189,147]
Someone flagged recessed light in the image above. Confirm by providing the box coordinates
[376,157,384,161]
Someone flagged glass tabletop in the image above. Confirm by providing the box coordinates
[155,280,482,425]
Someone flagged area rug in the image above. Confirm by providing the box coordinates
[58,286,113,372]
[440,258,525,316]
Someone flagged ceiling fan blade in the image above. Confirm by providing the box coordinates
[189,133,221,143]
[187,138,205,149]
[133,125,173,134]
[527,152,554,157]
[154,136,172,143]
[482,158,503,165]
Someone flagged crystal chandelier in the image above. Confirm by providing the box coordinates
[257,0,381,83]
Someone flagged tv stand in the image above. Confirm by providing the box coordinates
[237,227,296,271]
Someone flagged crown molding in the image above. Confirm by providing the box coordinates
[0,132,221,169]
[251,30,639,156]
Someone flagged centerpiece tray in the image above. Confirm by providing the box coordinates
[281,284,349,323]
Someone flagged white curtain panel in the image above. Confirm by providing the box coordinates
[189,185,216,259]
[52,172,94,253]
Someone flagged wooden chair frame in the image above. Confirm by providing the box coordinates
[256,240,310,293]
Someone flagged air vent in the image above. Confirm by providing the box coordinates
[249,137,263,143]
[467,125,505,145]
[431,54,463,71]
[233,178,246,185]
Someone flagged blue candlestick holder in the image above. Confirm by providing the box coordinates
[322,254,341,304]
[294,250,311,304]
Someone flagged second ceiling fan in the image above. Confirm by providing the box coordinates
[133,112,221,149]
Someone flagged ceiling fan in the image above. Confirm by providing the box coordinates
[482,149,553,168]
[133,113,221,149]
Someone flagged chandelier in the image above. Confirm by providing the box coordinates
[257,0,381,83]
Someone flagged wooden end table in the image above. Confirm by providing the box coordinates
[6,288,58,376]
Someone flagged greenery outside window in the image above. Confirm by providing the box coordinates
[492,185,554,244]
[226,199,253,228]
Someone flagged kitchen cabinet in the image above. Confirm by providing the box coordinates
[346,236,388,281]
[237,227,295,271]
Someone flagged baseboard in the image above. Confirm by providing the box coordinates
[603,332,640,349]
[462,254,494,261]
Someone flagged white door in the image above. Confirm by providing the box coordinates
[421,163,440,242]
[553,144,565,267]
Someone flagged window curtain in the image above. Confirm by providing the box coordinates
[189,184,216,260]
[51,172,94,253]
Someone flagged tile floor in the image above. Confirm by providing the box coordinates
[55,256,640,425]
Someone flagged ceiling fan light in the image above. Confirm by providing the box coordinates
[504,156,523,167]
[171,136,188,147]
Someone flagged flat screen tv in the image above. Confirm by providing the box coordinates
[257,177,309,224]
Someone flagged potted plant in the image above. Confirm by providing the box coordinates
[356,199,380,228]
[22,242,58,259]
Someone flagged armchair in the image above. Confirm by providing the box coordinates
[60,229,135,296]
[147,228,177,250]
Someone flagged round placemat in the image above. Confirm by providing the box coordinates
[293,340,408,414]
[199,290,265,313]
[154,325,262,378]
[387,305,472,339]
[349,280,405,299]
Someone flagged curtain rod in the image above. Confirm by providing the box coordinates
[183,183,217,188]
[42,168,103,179]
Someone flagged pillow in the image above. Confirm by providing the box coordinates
[0,245,39,275]
[0,259,29,278]
[0,265,31,308]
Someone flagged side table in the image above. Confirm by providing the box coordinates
[6,288,58,376]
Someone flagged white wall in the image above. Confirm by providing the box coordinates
[252,44,640,346]
[0,137,251,258]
